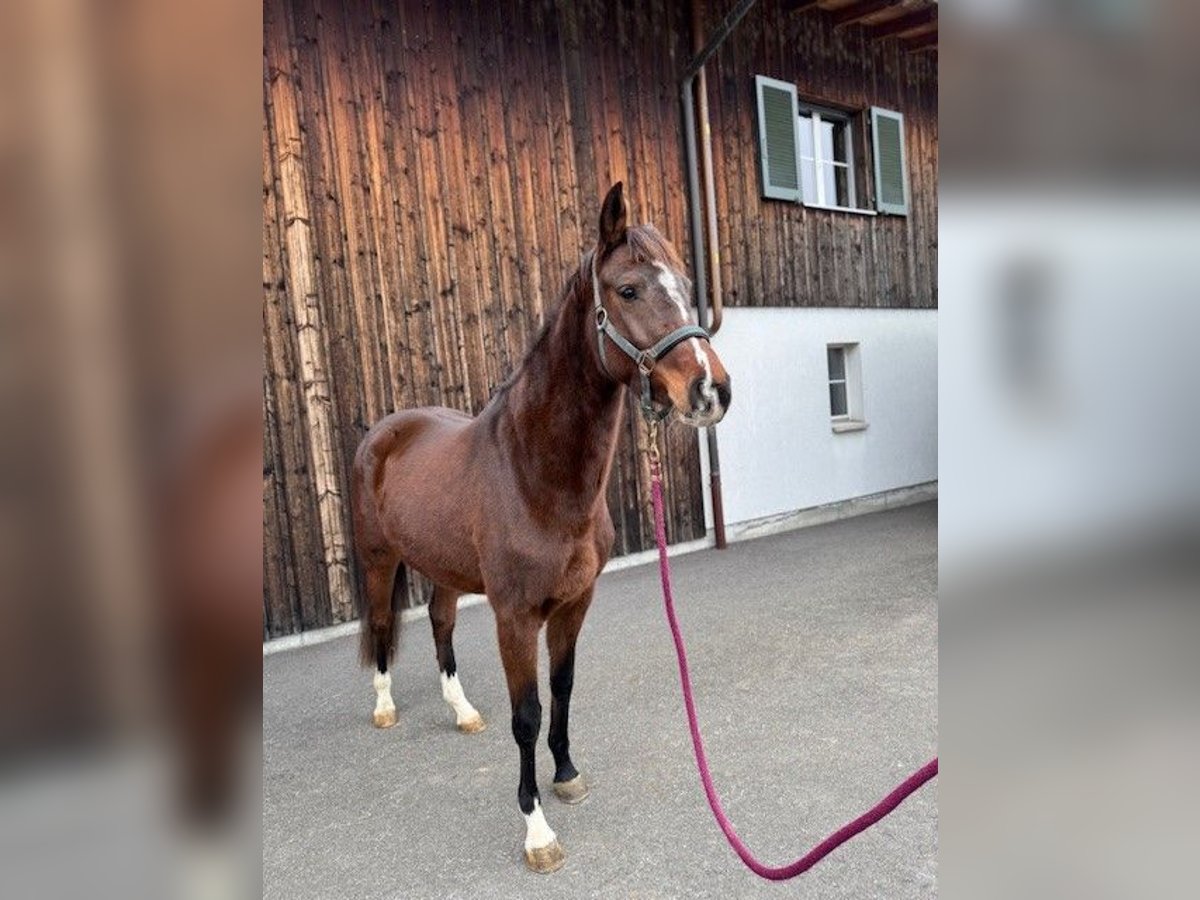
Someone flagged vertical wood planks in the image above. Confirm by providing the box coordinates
[263,0,710,636]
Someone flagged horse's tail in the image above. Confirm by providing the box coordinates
[351,425,406,672]
[358,562,406,672]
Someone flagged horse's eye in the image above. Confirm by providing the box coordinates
[617,285,637,300]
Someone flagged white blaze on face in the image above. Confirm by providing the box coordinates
[654,261,692,323]
[440,671,481,727]
[654,262,717,411]
[373,671,395,719]
[524,799,557,852]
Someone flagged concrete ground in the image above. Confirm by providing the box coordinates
[264,502,938,899]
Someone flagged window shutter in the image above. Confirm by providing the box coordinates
[755,76,801,201]
[870,107,908,215]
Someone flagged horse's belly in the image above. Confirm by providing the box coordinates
[375,429,484,592]
[390,523,484,594]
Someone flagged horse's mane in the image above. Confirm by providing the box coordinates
[486,225,680,405]
[486,266,585,405]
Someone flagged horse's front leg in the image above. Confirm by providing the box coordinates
[496,609,564,874]
[546,590,593,804]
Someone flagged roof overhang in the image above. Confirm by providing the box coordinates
[784,0,939,53]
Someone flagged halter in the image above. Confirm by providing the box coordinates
[590,250,712,421]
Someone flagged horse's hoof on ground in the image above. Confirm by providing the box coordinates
[456,714,486,734]
[552,774,589,805]
[524,839,565,874]
[372,708,397,729]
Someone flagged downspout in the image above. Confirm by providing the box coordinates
[692,0,724,337]
[681,0,756,549]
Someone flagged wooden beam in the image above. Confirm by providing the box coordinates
[902,29,939,52]
[868,7,937,41]
[833,0,898,28]
[783,0,821,13]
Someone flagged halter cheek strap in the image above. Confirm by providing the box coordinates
[591,251,712,421]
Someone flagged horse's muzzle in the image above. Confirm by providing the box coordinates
[681,376,730,427]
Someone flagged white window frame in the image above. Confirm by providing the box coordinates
[826,342,867,433]
[798,105,858,213]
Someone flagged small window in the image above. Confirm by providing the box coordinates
[826,343,867,433]
[798,108,856,209]
[827,345,849,417]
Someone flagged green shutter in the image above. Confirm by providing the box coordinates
[755,76,800,201]
[871,107,908,215]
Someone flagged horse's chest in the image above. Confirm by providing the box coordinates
[552,540,601,600]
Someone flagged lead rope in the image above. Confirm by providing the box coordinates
[645,419,938,881]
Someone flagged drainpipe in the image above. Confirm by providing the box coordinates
[693,0,724,337]
[681,0,756,549]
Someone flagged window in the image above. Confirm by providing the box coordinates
[827,345,849,418]
[755,75,908,216]
[826,343,867,432]
[798,107,856,209]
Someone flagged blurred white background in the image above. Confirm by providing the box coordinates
[941,2,1200,897]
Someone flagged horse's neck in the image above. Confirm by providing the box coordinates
[505,273,624,514]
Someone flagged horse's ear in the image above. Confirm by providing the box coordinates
[598,182,627,254]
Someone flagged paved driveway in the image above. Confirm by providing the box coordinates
[264,502,938,899]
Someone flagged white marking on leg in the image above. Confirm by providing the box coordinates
[523,799,557,852]
[373,671,395,720]
[440,672,481,727]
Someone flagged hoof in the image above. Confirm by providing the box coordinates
[524,839,565,874]
[456,714,486,734]
[372,708,397,729]
[552,774,589,805]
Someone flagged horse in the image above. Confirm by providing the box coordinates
[350,182,731,873]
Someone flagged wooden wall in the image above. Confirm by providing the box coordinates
[263,0,706,639]
[262,0,938,639]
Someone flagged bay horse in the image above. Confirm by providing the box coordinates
[351,183,731,873]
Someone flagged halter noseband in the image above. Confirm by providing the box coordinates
[591,251,711,421]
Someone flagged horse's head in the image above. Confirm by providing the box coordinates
[590,182,731,427]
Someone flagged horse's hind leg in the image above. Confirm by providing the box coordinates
[360,559,402,729]
[429,584,485,733]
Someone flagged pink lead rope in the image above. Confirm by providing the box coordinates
[649,470,938,881]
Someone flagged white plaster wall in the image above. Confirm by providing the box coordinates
[938,194,1200,571]
[699,307,938,528]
